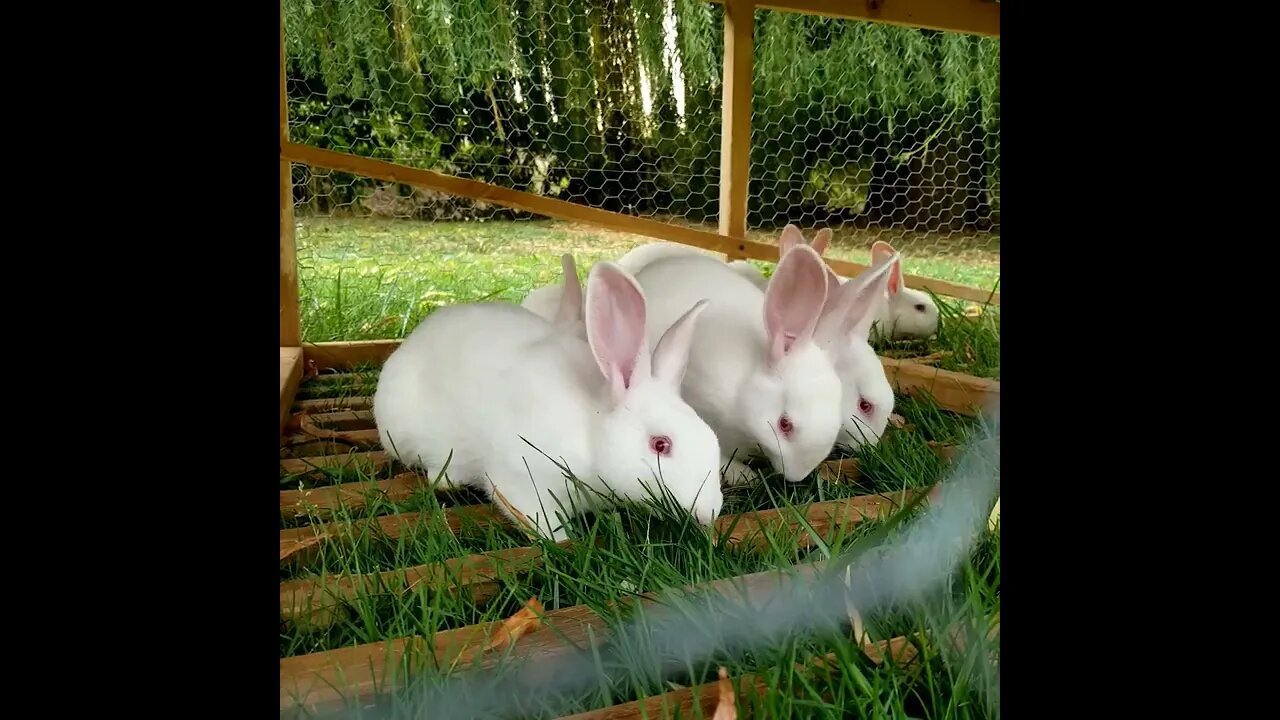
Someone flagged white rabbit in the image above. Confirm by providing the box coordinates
[523,242,767,324]
[373,259,724,541]
[715,225,900,453]
[727,233,939,342]
[866,240,939,341]
[634,239,885,485]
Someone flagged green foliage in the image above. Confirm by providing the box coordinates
[283,0,999,226]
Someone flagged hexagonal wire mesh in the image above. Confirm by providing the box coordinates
[747,8,1000,294]
[282,0,999,344]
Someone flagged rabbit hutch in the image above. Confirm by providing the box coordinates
[279,0,1002,716]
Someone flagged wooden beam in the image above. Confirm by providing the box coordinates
[296,341,996,416]
[280,143,999,305]
[280,486,929,631]
[281,545,552,626]
[879,357,999,417]
[279,2,301,347]
[282,142,744,255]
[708,0,1000,37]
[281,604,606,714]
[280,505,505,564]
[280,473,422,519]
[282,556,946,713]
[554,632,927,720]
[280,450,390,476]
[280,347,304,435]
[718,0,754,257]
[294,395,374,413]
[716,487,927,551]
[304,342,400,371]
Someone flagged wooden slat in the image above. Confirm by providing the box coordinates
[717,0,754,255]
[281,545,553,625]
[283,142,743,256]
[555,631,924,720]
[305,342,399,371]
[280,505,505,564]
[281,487,921,627]
[879,357,999,417]
[279,144,998,305]
[282,603,606,714]
[284,408,375,434]
[280,472,423,519]
[282,558,930,713]
[293,395,374,412]
[559,672,770,720]
[715,488,927,551]
[280,347,304,434]
[708,0,1000,37]
[282,428,380,450]
[818,458,860,483]
[302,343,1005,398]
[279,3,300,347]
[280,450,390,476]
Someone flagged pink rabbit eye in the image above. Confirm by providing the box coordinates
[778,416,794,437]
[858,398,875,415]
[649,436,672,456]
[913,303,927,313]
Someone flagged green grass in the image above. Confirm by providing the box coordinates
[283,215,1000,718]
[296,216,1000,365]
[281,373,999,719]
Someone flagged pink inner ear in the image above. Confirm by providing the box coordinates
[812,229,831,256]
[586,265,649,393]
[888,259,903,294]
[764,246,829,363]
[778,224,805,257]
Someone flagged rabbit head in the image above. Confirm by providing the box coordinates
[870,240,939,339]
[585,262,724,525]
[733,240,845,482]
[811,249,900,451]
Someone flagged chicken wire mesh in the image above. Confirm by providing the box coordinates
[282,0,1000,343]
[747,8,1000,294]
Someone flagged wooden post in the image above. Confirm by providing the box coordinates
[718,0,754,260]
[279,1,301,348]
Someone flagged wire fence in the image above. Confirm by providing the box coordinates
[283,0,1000,342]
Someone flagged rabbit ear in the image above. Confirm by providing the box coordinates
[778,224,806,258]
[812,228,832,256]
[585,262,652,403]
[553,254,583,331]
[651,299,710,390]
[763,244,829,366]
[870,240,904,295]
[815,249,898,346]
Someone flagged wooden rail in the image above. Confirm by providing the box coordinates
[280,486,926,628]
[708,0,1000,37]
[280,505,505,564]
[280,143,999,306]
[294,340,998,416]
[280,554,979,714]
[279,347,303,434]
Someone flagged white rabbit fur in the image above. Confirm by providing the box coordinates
[521,242,765,329]
[726,235,939,342]
[654,225,899,453]
[373,259,724,542]
[633,241,879,485]
[766,227,900,451]
[865,240,939,341]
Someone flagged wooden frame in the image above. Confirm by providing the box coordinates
[278,0,1001,416]
[277,388,991,714]
[279,3,1001,715]
[294,338,997,417]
